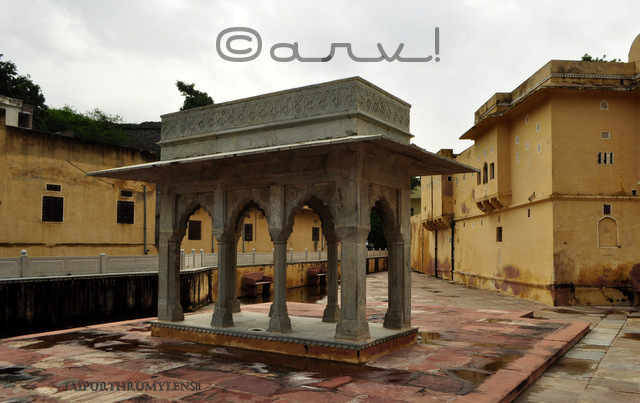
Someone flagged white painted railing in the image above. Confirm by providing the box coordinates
[0,248,388,279]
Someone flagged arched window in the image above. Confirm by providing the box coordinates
[597,217,618,248]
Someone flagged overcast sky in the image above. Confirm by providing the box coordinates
[2,1,639,153]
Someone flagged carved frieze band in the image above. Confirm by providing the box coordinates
[161,80,410,141]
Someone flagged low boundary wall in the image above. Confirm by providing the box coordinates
[1,257,388,338]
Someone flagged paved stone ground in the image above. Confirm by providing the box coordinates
[364,272,640,402]
[0,271,638,402]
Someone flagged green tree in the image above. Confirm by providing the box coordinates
[43,105,130,146]
[0,54,47,130]
[581,53,622,62]
[411,176,421,191]
[176,80,214,110]
[367,210,387,250]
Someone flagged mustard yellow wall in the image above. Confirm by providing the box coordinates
[553,199,640,305]
[288,207,324,252]
[179,206,324,253]
[422,109,557,304]
[410,215,423,270]
[551,92,638,195]
[0,114,157,257]
[180,207,214,253]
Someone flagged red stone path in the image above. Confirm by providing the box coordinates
[0,301,588,402]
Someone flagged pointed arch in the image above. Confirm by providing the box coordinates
[224,187,271,241]
[171,193,215,244]
[285,193,337,244]
[368,185,400,244]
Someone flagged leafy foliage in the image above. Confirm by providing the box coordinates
[0,54,47,130]
[581,53,622,62]
[367,210,387,250]
[411,176,421,191]
[176,80,214,110]
[43,105,130,146]
[1,54,132,145]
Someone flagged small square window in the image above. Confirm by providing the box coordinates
[42,196,64,222]
[490,145,494,153]
[536,122,541,132]
[447,176,452,182]
[515,135,520,145]
[120,190,133,197]
[516,153,520,162]
[117,200,135,224]
[537,143,541,153]
[525,114,530,124]
[496,227,503,242]
[46,184,61,192]
[603,204,612,215]
[526,141,530,150]
[600,100,609,110]
[601,131,610,140]
[188,220,202,240]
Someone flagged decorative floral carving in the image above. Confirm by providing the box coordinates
[160,79,409,141]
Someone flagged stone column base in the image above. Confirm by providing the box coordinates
[335,319,370,341]
[322,304,341,323]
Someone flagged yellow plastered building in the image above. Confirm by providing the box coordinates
[180,206,326,254]
[0,102,158,257]
[0,100,328,258]
[413,34,640,306]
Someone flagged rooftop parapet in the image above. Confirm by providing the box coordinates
[159,77,412,160]
[469,59,638,130]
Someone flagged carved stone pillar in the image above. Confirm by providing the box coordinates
[335,225,370,341]
[157,192,184,321]
[211,240,236,327]
[384,186,411,329]
[231,249,241,313]
[322,242,340,322]
[268,240,292,332]
[400,186,412,328]
[384,240,405,329]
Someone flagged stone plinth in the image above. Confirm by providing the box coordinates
[151,308,417,364]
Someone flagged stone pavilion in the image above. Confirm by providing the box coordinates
[91,77,474,347]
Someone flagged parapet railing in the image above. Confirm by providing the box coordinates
[0,248,388,279]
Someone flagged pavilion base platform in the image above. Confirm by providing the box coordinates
[151,310,417,364]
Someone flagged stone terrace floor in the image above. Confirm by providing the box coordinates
[1,271,639,402]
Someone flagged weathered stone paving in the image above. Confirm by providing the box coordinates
[0,271,637,402]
